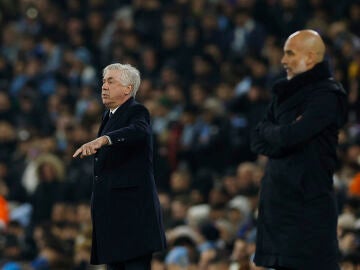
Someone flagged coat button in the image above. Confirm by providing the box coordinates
[117,138,125,142]
[95,176,99,181]
[95,157,98,162]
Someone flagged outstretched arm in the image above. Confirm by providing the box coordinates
[73,136,109,158]
[73,104,150,158]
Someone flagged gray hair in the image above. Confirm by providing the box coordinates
[103,63,141,97]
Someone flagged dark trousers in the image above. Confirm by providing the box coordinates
[107,254,152,270]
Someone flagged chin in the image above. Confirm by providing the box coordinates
[102,102,111,108]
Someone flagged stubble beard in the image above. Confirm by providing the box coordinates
[287,58,308,80]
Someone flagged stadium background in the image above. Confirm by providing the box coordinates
[0,0,359,269]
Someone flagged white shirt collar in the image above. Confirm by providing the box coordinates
[110,106,120,115]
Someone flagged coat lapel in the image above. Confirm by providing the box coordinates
[99,97,134,136]
[98,110,110,137]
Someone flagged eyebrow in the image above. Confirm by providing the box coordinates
[284,50,294,54]
[103,76,114,81]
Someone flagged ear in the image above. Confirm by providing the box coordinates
[125,85,132,95]
[306,51,316,67]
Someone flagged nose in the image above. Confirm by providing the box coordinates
[281,54,287,65]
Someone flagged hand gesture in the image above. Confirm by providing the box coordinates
[73,136,109,158]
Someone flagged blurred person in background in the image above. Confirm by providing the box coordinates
[30,153,66,226]
[0,0,358,268]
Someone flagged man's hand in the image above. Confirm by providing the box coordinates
[257,120,275,137]
[73,136,109,158]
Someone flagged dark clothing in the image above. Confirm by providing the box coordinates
[66,158,93,202]
[31,181,65,225]
[251,61,347,270]
[90,97,166,264]
[107,254,152,270]
[190,116,230,174]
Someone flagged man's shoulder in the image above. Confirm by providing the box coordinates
[128,99,150,115]
[311,78,347,97]
[129,99,147,109]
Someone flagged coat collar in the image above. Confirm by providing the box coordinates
[110,97,134,118]
[98,97,135,136]
[102,97,134,119]
[273,61,333,102]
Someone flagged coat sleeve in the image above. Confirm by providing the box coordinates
[251,123,286,158]
[258,90,339,148]
[105,104,150,145]
[250,98,287,158]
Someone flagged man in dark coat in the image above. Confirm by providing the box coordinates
[251,30,347,270]
[73,63,166,269]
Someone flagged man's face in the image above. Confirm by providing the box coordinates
[101,69,131,109]
[281,37,309,80]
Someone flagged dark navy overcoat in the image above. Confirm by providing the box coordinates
[251,61,347,270]
[90,97,166,264]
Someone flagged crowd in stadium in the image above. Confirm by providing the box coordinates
[0,0,359,269]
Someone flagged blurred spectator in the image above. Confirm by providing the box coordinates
[0,121,17,163]
[340,252,360,270]
[0,0,358,268]
[30,154,66,225]
[230,237,251,270]
[230,8,266,57]
[165,235,198,270]
[169,169,192,196]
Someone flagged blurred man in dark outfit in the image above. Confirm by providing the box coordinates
[73,63,166,270]
[251,30,347,270]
